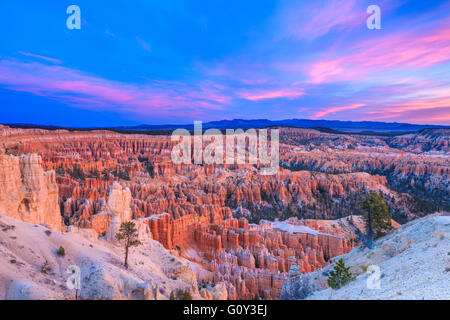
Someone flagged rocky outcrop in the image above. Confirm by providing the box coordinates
[106,182,133,242]
[200,282,228,300]
[0,153,62,231]
[0,214,202,300]
[388,128,449,152]
[103,182,151,243]
[282,213,449,300]
[144,211,358,299]
[278,128,450,218]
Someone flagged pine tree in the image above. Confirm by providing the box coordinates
[174,289,192,300]
[360,192,392,248]
[327,258,354,289]
[115,221,141,269]
[180,290,193,300]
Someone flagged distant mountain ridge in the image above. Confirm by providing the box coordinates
[114,119,449,133]
[3,119,449,134]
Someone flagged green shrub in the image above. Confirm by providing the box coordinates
[10,259,16,264]
[56,246,66,257]
[327,258,354,290]
[41,260,52,274]
[177,290,193,300]
[170,289,192,300]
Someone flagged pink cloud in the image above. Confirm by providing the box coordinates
[382,97,450,114]
[239,89,304,101]
[297,1,361,40]
[277,0,364,41]
[308,59,348,84]
[0,59,229,118]
[360,93,450,124]
[365,107,450,124]
[312,103,365,119]
[307,24,450,83]
[276,0,404,41]
[407,112,450,123]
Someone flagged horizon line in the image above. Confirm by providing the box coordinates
[2,117,449,130]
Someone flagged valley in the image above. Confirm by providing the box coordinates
[0,124,448,299]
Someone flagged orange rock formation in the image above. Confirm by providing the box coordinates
[0,125,444,299]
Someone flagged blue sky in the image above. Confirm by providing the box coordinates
[0,0,449,126]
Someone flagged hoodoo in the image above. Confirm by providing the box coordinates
[0,153,63,231]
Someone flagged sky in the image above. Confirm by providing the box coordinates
[0,0,449,127]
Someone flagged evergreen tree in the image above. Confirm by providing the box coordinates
[101,169,110,181]
[115,221,141,269]
[327,258,354,289]
[175,289,192,300]
[360,191,392,248]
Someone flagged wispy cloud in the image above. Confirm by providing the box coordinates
[373,97,450,115]
[312,103,365,119]
[18,51,62,64]
[239,88,304,101]
[105,30,116,37]
[307,24,450,83]
[364,103,450,124]
[135,36,152,53]
[0,59,228,119]
[274,0,403,41]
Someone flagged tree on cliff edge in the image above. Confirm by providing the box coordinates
[360,192,392,248]
[115,221,141,269]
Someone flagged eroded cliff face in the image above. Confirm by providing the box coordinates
[0,152,62,231]
[279,128,450,218]
[0,126,444,299]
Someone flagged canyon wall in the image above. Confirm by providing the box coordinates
[0,152,62,231]
[1,126,444,299]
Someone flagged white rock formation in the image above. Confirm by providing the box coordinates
[106,182,133,242]
[0,153,62,231]
[200,282,228,300]
[0,214,203,300]
[105,182,151,243]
